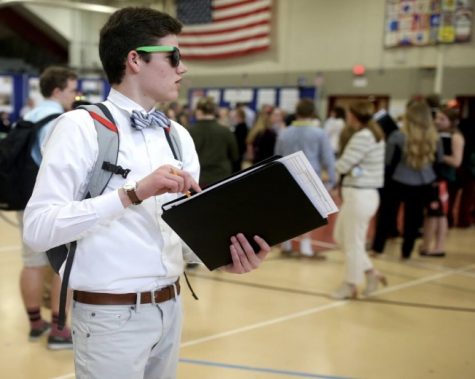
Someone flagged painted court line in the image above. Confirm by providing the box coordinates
[51,360,352,379]
[50,262,475,379]
[370,263,475,296]
[179,358,353,379]
[181,262,475,348]
[180,301,345,348]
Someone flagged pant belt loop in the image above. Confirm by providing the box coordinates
[151,289,157,305]
[135,292,141,312]
[171,282,177,302]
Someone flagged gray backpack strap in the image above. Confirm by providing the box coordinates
[53,103,120,331]
[80,103,122,198]
[168,124,183,161]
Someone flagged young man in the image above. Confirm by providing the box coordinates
[274,98,336,258]
[189,96,239,186]
[23,7,270,379]
[18,66,77,350]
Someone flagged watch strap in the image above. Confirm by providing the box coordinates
[124,187,142,205]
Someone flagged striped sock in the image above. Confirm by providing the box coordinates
[27,308,45,330]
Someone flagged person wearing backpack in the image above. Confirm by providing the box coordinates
[17,66,78,350]
[23,7,270,379]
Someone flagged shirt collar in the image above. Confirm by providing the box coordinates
[291,120,313,127]
[107,88,156,116]
[40,99,64,112]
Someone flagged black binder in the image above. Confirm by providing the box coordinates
[162,157,329,270]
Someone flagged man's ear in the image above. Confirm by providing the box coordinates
[50,87,62,99]
[127,51,141,73]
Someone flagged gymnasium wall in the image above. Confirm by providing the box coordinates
[21,0,475,115]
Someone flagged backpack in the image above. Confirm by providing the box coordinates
[0,113,61,211]
[45,103,182,329]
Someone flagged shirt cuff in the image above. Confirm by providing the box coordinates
[90,189,126,221]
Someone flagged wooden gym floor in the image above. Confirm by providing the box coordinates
[1,210,474,379]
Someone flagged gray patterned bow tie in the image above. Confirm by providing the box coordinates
[130,110,170,130]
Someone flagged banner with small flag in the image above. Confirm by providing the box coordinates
[177,0,272,60]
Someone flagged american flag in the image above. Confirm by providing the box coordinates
[177,0,272,60]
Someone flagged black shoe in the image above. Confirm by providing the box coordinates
[29,321,51,341]
[47,334,73,350]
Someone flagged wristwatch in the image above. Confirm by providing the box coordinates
[123,181,142,205]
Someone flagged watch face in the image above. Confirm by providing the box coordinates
[123,182,137,191]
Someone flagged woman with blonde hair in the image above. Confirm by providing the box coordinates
[380,100,442,259]
[332,100,386,299]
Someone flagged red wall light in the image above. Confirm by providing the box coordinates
[352,64,366,76]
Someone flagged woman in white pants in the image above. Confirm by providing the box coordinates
[332,100,387,299]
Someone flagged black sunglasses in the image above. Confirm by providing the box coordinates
[136,46,181,68]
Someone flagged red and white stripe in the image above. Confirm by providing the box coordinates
[179,0,272,59]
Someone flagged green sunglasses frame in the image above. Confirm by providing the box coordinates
[136,45,181,67]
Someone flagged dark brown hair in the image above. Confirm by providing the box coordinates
[196,96,216,116]
[39,66,77,98]
[348,100,384,142]
[99,7,182,84]
[295,98,315,118]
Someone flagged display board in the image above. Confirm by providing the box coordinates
[188,86,316,114]
[384,0,473,47]
[79,78,109,104]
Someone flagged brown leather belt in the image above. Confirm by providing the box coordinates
[73,280,180,305]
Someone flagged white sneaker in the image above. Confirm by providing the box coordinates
[299,238,314,257]
[280,240,292,252]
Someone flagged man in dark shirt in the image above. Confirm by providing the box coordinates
[189,96,239,186]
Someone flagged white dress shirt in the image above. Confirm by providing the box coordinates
[23,89,200,293]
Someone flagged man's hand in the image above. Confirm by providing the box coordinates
[137,165,201,200]
[221,234,271,274]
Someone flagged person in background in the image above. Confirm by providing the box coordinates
[269,107,287,134]
[23,8,270,379]
[376,100,442,260]
[217,106,232,129]
[18,66,78,350]
[456,115,475,227]
[246,105,276,164]
[231,106,248,171]
[20,98,35,118]
[420,106,464,257]
[189,96,239,187]
[275,98,336,258]
[0,111,12,135]
[373,108,399,138]
[164,106,177,121]
[370,107,403,255]
[332,100,386,299]
[236,101,255,130]
[177,103,191,128]
[324,106,346,156]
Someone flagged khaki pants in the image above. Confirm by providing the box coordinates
[334,187,380,285]
[72,296,182,379]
